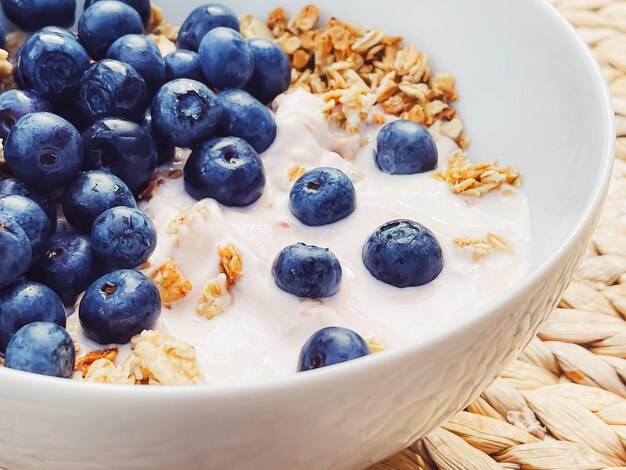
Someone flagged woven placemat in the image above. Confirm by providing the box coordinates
[374,1,626,469]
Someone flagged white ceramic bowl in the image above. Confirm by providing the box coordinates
[0,1,614,468]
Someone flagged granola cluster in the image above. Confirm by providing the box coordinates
[79,330,203,385]
[454,233,514,261]
[197,273,232,320]
[434,150,521,197]
[149,257,193,302]
[241,5,466,143]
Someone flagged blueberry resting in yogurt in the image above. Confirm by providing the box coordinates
[245,39,291,105]
[107,35,166,92]
[298,327,371,371]
[78,1,144,60]
[0,218,31,289]
[289,167,356,227]
[177,3,240,52]
[0,280,66,353]
[90,206,156,269]
[79,269,161,345]
[63,170,137,234]
[164,50,205,82]
[199,27,254,89]
[375,120,438,175]
[363,219,443,288]
[218,89,276,153]
[141,109,176,165]
[30,231,102,306]
[184,136,266,207]
[151,79,223,148]
[5,322,75,378]
[0,90,51,141]
[14,29,90,103]
[78,59,150,124]
[0,195,52,261]
[82,117,158,194]
[272,243,342,299]
[85,0,151,26]
[2,0,76,31]
[0,179,57,230]
[4,112,83,191]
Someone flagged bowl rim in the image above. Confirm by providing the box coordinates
[0,0,616,399]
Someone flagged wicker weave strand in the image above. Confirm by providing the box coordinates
[376,1,626,468]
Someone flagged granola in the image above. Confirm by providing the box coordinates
[196,273,232,320]
[75,348,119,377]
[83,359,134,385]
[218,243,243,285]
[434,150,522,197]
[454,233,514,261]
[149,257,193,302]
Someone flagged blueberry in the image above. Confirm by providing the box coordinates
[79,269,160,344]
[245,39,291,104]
[164,50,205,82]
[107,35,166,91]
[2,0,76,31]
[177,3,239,52]
[0,280,66,353]
[30,231,102,306]
[78,0,144,60]
[289,167,356,227]
[4,112,83,190]
[272,243,342,299]
[38,26,78,40]
[82,117,157,194]
[375,120,438,175]
[151,79,223,148]
[362,219,444,288]
[14,29,90,103]
[78,59,150,124]
[184,136,265,207]
[298,327,371,372]
[0,195,52,260]
[63,171,137,233]
[91,206,156,269]
[0,21,5,48]
[0,217,31,289]
[84,0,151,26]
[141,109,175,165]
[199,27,254,89]
[0,178,57,230]
[0,90,51,141]
[218,89,276,153]
[5,322,75,378]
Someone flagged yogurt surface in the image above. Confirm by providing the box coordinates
[69,90,532,384]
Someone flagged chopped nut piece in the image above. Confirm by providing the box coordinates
[293,49,311,69]
[288,165,307,183]
[75,348,119,377]
[83,358,134,385]
[240,14,274,40]
[196,273,232,320]
[218,243,243,285]
[126,330,202,385]
[149,258,192,302]
[434,150,522,197]
[455,233,514,261]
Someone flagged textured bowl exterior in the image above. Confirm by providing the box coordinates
[0,0,614,469]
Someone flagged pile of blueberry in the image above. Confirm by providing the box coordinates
[0,0,445,379]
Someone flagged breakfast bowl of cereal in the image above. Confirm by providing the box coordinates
[0,0,614,468]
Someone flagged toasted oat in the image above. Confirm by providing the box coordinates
[455,233,514,261]
[148,5,179,41]
[434,150,521,197]
[126,330,202,385]
[196,273,232,320]
[240,14,274,40]
[149,257,192,302]
[218,243,243,285]
[288,165,307,183]
[75,348,119,377]
[83,359,134,385]
[367,338,386,353]
[137,177,164,201]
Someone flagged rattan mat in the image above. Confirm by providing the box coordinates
[375,1,626,468]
